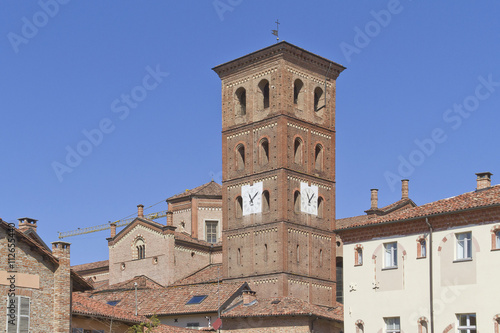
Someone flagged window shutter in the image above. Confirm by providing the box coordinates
[6,297,17,333]
[18,297,30,333]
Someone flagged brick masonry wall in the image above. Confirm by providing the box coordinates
[222,316,342,333]
[0,228,58,332]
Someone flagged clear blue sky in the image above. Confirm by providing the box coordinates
[1,1,499,265]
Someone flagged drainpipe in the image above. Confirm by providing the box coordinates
[134,282,138,316]
[425,218,434,333]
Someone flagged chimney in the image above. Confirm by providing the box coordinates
[370,189,379,209]
[242,290,257,305]
[401,179,409,199]
[51,241,71,332]
[476,172,493,190]
[110,222,117,238]
[166,211,173,226]
[18,217,38,233]
[137,204,144,218]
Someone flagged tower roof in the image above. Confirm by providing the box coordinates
[167,180,222,202]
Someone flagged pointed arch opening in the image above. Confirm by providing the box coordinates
[259,138,269,165]
[293,190,301,213]
[258,79,270,109]
[294,137,303,165]
[235,196,243,218]
[235,87,246,116]
[315,144,324,171]
[262,190,270,213]
[134,238,146,260]
[317,196,324,218]
[314,87,324,111]
[236,144,245,171]
[293,79,304,110]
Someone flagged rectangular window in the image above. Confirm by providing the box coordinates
[356,248,363,266]
[384,242,397,268]
[187,323,200,329]
[385,317,401,333]
[206,221,218,243]
[496,231,500,249]
[456,232,472,260]
[6,296,30,333]
[421,240,427,258]
[457,313,476,333]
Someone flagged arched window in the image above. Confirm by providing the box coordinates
[293,79,304,110]
[264,244,268,262]
[259,138,269,165]
[236,144,245,171]
[314,87,324,111]
[417,236,427,258]
[296,244,300,263]
[237,248,242,266]
[262,190,270,213]
[135,238,145,260]
[317,197,324,218]
[355,321,364,333]
[355,245,363,266]
[293,191,301,213]
[258,79,270,109]
[418,317,428,333]
[294,138,303,165]
[235,196,243,218]
[235,87,246,116]
[494,315,500,333]
[315,144,324,171]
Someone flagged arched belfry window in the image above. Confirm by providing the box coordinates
[134,238,146,260]
[235,87,246,116]
[259,138,269,165]
[317,197,324,218]
[314,87,324,111]
[235,196,243,218]
[294,138,303,165]
[262,190,270,212]
[315,144,324,171]
[258,79,270,109]
[236,144,245,171]
[293,79,304,110]
[293,191,301,213]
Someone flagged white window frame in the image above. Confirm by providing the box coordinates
[6,296,30,333]
[204,219,219,244]
[457,313,476,333]
[456,232,472,260]
[356,248,363,266]
[384,317,400,333]
[384,242,398,268]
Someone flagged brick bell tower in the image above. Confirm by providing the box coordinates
[213,42,345,306]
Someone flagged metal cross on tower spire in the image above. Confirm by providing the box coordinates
[271,19,280,42]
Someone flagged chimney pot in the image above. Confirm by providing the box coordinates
[242,290,257,305]
[370,189,379,209]
[402,179,409,199]
[137,204,144,218]
[476,172,493,190]
[18,217,38,233]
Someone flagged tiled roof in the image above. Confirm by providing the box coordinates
[90,282,248,316]
[99,275,165,291]
[168,181,222,201]
[71,270,94,292]
[337,185,500,230]
[172,264,222,286]
[72,292,145,323]
[174,232,222,248]
[336,215,369,230]
[222,297,343,322]
[152,325,201,332]
[91,279,110,290]
[72,259,109,272]
[378,198,416,214]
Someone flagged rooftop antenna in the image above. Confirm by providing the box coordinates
[271,19,280,43]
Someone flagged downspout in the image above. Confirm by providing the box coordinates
[134,282,138,316]
[425,218,434,333]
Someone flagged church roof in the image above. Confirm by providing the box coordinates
[72,259,109,273]
[97,275,165,292]
[172,263,222,286]
[167,181,222,201]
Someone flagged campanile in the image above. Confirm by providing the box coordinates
[213,42,345,306]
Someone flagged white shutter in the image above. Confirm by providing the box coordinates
[18,297,29,333]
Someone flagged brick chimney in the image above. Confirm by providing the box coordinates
[18,218,38,233]
[166,211,173,226]
[242,290,257,305]
[137,204,144,218]
[110,222,117,238]
[51,241,71,332]
[476,172,493,190]
[370,189,379,209]
[402,179,409,199]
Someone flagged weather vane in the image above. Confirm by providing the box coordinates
[271,19,280,43]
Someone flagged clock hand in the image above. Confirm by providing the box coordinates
[308,193,315,203]
[248,193,253,205]
[251,192,258,201]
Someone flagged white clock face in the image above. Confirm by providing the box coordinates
[300,182,318,215]
[242,182,263,216]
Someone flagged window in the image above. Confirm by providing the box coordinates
[264,244,268,262]
[235,196,243,218]
[106,300,120,306]
[296,244,300,263]
[135,238,145,260]
[457,313,476,333]
[456,232,472,260]
[385,317,400,333]
[6,296,30,333]
[293,79,304,109]
[187,323,200,329]
[258,79,270,109]
[294,138,303,165]
[259,138,269,165]
[206,221,218,243]
[317,197,324,218]
[262,190,270,213]
[384,242,397,268]
[236,144,245,171]
[293,191,301,213]
[314,87,324,111]
[186,295,207,305]
[235,87,246,116]
[356,322,364,333]
[237,248,242,266]
[314,144,324,171]
[355,247,363,266]
[417,237,426,258]
[496,230,500,249]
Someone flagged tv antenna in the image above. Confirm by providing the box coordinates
[271,19,280,42]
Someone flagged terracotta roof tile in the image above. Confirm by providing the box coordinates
[152,325,201,332]
[168,181,222,201]
[72,292,145,323]
[222,297,343,322]
[337,185,500,230]
[172,264,222,286]
[99,275,164,291]
[72,260,109,272]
